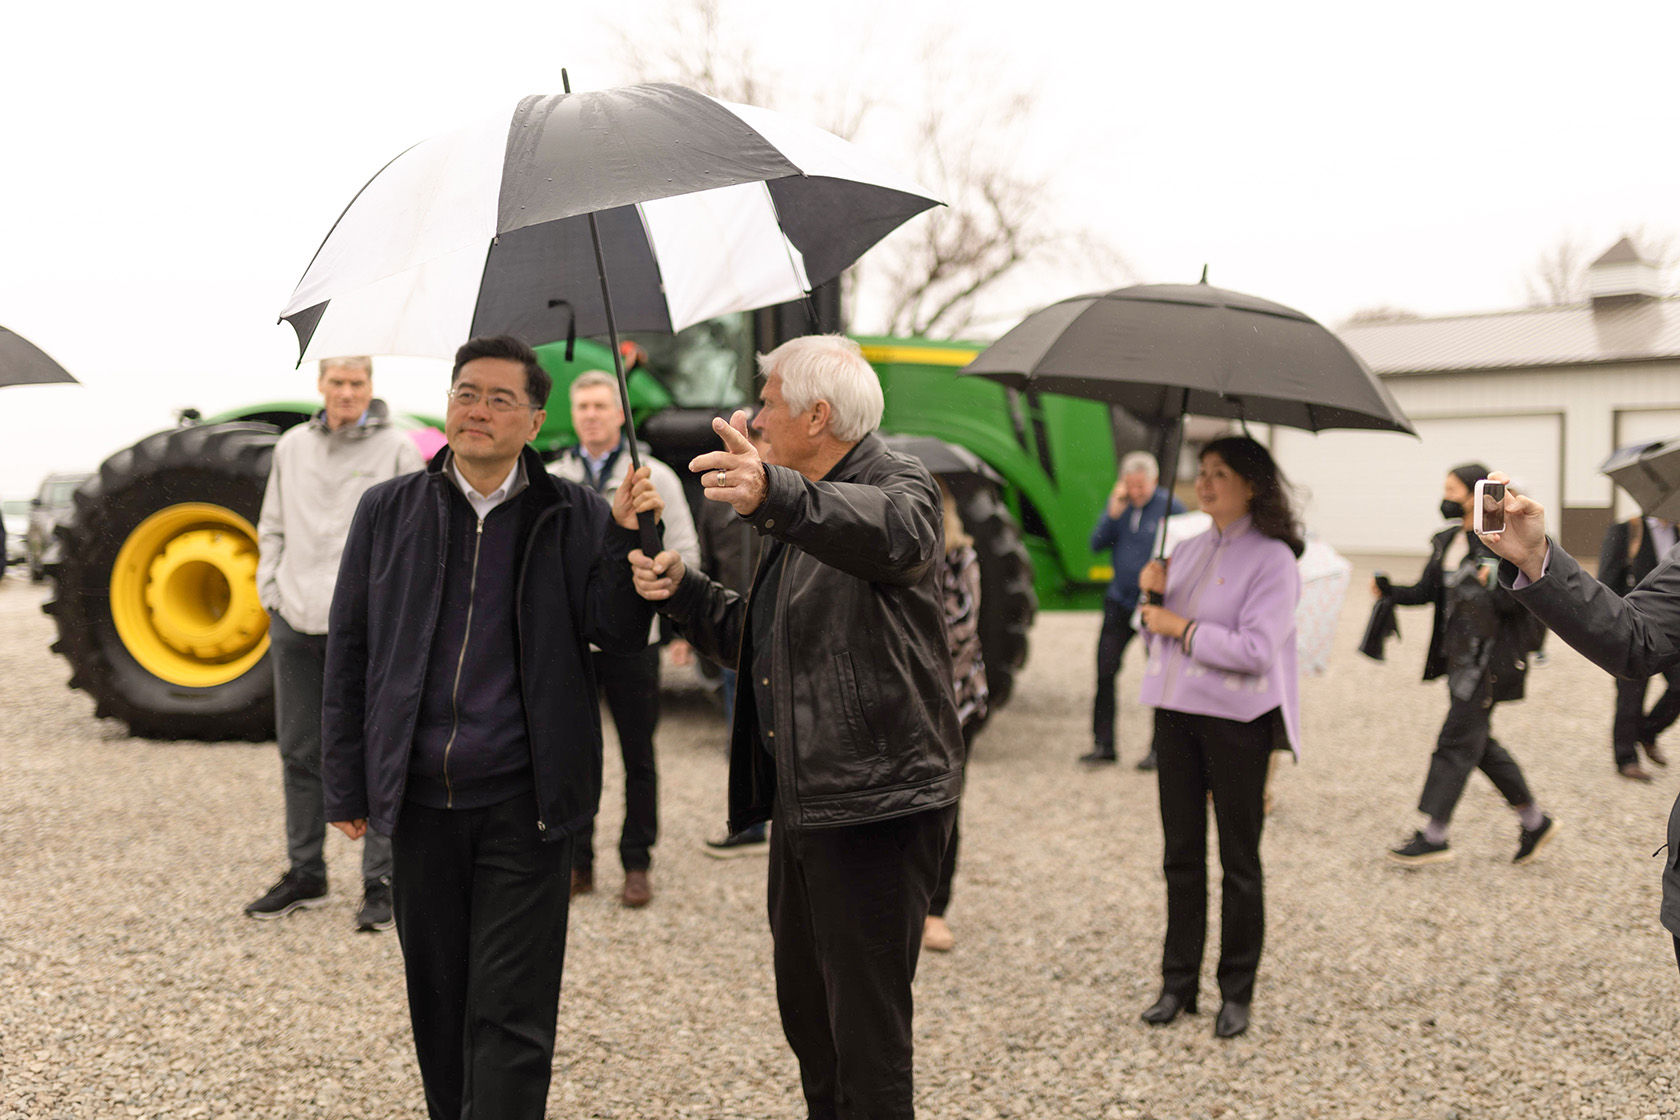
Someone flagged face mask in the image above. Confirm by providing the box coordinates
[1440,499,1465,521]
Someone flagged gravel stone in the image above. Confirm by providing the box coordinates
[3,558,1679,1117]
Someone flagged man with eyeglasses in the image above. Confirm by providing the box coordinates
[321,335,664,1120]
[248,355,423,930]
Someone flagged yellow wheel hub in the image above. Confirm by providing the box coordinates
[109,503,269,687]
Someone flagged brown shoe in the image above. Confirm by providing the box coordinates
[570,866,595,899]
[922,915,954,952]
[1641,739,1669,767]
[621,870,652,908]
[1619,762,1654,782]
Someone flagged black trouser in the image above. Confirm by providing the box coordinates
[579,647,660,872]
[769,803,955,1120]
[1418,691,1533,821]
[1612,669,1680,768]
[391,793,573,1120]
[1153,708,1274,1006]
[1092,599,1138,750]
[928,723,979,919]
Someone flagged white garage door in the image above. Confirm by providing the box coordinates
[1270,413,1562,555]
[1612,408,1680,520]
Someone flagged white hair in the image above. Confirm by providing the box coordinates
[319,356,372,377]
[568,369,620,401]
[1119,451,1160,480]
[758,335,883,443]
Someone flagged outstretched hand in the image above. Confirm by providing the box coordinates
[1475,470,1549,582]
[690,410,767,516]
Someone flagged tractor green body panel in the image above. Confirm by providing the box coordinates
[855,336,1115,611]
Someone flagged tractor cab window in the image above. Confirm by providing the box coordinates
[625,313,753,408]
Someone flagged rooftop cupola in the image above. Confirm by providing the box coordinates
[1588,236,1663,309]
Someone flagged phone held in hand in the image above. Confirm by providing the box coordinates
[1474,479,1506,534]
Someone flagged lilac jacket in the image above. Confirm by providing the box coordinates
[1139,515,1302,756]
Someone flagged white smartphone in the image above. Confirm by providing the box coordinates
[1473,479,1506,534]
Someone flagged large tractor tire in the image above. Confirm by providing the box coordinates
[44,422,279,741]
[951,482,1037,712]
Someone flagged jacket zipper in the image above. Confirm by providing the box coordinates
[515,504,560,836]
[440,516,485,808]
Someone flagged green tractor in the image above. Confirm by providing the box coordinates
[43,311,1123,740]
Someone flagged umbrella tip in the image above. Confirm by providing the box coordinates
[562,68,571,94]
[1199,264,1209,285]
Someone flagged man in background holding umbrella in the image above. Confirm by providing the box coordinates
[1597,511,1680,780]
[630,334,962,1119]
[1086,450,1183,768]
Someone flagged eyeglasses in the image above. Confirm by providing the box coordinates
[446,387,538,413]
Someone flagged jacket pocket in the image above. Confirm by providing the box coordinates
[834,650,886,761]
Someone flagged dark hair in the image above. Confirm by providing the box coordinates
[1201,436,1305,558]
[451,335,552,409]
[1449,462,1491,492]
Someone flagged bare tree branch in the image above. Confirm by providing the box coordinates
[609,0,1129,339]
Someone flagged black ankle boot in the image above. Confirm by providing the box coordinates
[1140,990,1197,1025]
[1214,1001,1250,1038]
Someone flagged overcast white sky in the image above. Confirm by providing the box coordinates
[4,0,1679,498]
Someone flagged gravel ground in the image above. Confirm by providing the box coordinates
[3,557,1678,1119]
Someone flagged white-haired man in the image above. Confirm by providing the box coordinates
[249,356,424,930]
[549,370,699,907]
[630,334,962,1118]
[1087,450,1184,768]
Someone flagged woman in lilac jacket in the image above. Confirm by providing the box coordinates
[1135,436,1303,1040]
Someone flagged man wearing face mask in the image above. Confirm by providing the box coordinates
[1377,463,1557,867]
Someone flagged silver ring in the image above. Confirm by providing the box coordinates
[715,470,727,488]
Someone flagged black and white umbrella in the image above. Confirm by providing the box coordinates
[0,326,77,388]
[1602,437,1680,522]
[279,81,939,362]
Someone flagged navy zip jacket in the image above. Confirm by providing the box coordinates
[321,445,654,841]
[1090,488,1183,609]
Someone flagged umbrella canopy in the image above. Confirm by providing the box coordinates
[959,283,1414,435]
[280,82,939,362]
[0,326,78,387]
[1602,436,1680,521]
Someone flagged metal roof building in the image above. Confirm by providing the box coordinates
[1270,239,1680,556]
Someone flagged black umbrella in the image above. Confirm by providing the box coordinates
[961,278,1415,574]
[281,73,939,553]
[959,280,1414,435]
[1602,437,1680,522]
[0,326,78,387]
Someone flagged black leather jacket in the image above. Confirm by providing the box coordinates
[321,445,653,840]
[1391,525,1533,703]
[660,433,965,833]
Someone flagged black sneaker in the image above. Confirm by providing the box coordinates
[1135,750,1158,772]
[1513,815,1558,865]
[1387,832,1453,866]
[356,876,394,932]
[245,871,328,919]
[1080,744,1119,765]
[702,825,769,859]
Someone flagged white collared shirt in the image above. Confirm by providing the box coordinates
[449,455,527,521]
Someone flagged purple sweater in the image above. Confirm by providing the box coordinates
[1139,515,1302,756]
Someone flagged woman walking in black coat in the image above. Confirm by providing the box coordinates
[1381,463,1557,867]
